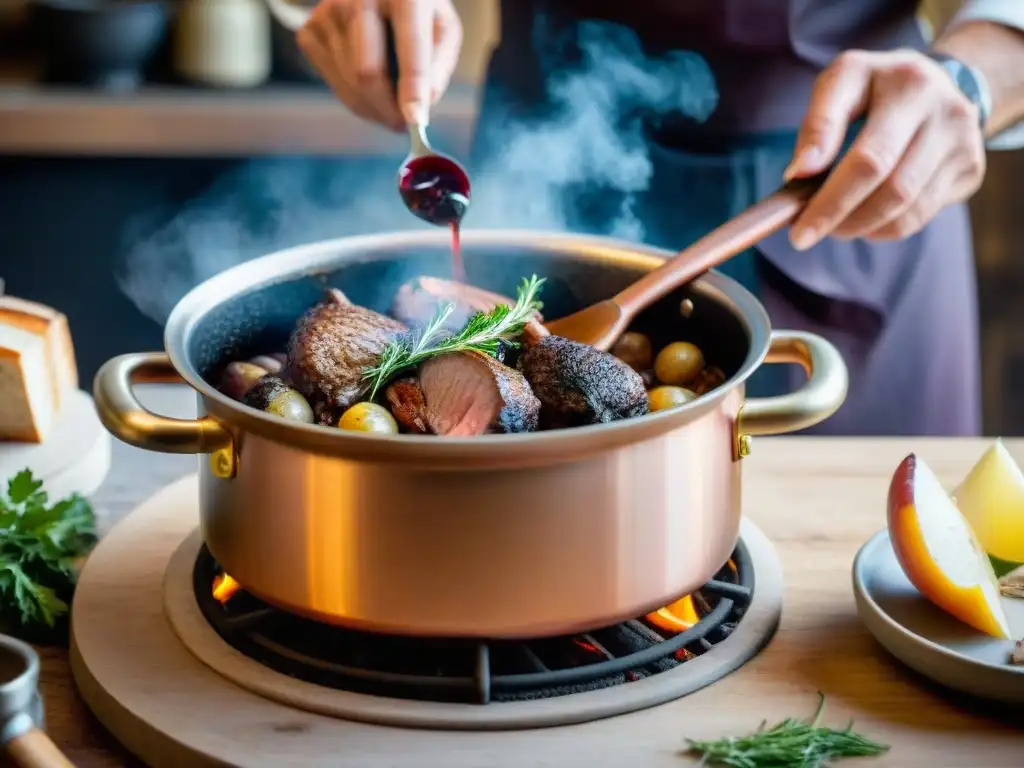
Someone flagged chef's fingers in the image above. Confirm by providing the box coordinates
[301,0,354,78]
[860,161,960,241]
[785,51,872,180]
[296,0,337,62]
[323,2,385,124]
[346,1,405,130]
[790,84,932,250]
[429,2,463,104]
[862,133,985,241]
[305,49,372,125]
[390,0,435,124]
[298,8,378,126]
[829,119,941,239]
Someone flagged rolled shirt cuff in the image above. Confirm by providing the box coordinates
[950,0,1024,150]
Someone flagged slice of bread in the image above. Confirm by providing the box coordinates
[0,296,78,443]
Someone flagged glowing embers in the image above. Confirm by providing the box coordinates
[196,547,753,705]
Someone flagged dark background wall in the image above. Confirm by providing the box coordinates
[0,156,233,378]
[0,153,407,382]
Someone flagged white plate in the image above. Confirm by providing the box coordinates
[853,530,1024,705]
[0,389,110,500]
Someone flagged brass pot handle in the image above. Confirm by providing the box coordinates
[93,353,232,455]
[736,330,848,454]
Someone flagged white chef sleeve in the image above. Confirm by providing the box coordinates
[949,0,1024,149]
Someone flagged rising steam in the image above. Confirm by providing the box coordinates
[117,21,717,324]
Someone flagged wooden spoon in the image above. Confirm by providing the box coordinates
[398,171,827,349]
[544,171,828,350]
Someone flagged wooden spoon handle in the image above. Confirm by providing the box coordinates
[613,170,829,314]
[5,728,75,768]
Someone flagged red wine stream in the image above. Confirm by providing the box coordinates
[398,154,471,282]
[449,223,464,283]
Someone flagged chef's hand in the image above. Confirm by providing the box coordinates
[785,49,986,249]
[297,0,463,131]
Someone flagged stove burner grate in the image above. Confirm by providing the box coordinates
[193,543,754,705]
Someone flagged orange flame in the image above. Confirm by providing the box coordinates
[646,559,737,633]
[646,595,700,633]
[212,573,241,604]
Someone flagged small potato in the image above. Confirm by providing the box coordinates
[266,390,314,423]
[248,354,284,375]
[219,362,269,401]
[338,402,399,434]
[242,376,314,423]
[654,342,705,386]
[648,386,697,412]
[611,332,653,371]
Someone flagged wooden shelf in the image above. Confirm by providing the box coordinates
[0,68,478,156]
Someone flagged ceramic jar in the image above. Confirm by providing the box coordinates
[174,0,271,87]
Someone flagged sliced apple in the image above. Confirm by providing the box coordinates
[952,439,1024,571]
[887,453,1012,639]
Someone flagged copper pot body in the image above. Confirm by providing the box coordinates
[94,231,847,638]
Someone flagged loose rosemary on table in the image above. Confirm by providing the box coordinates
[363,275,546,398]
[683,694,889,768]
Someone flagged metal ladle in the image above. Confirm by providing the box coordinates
[397,122,472,226]
[381,21,471,226]
[0,634,74,768]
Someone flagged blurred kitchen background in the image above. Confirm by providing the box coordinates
[0,0,1021,434]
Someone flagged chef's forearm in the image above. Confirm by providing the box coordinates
[932,20,1024,137]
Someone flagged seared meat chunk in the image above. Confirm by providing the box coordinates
[385,377,431,434]
[419,352,540,436]
[391,276,548,344]
[518,335,648,427]
[286,288,406,424]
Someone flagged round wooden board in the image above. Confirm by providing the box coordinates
[70,475,784,768]
[0,389,110,500]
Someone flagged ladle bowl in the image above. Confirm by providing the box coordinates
[398,122,471,227]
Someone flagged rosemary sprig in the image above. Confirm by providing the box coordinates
[683,694,889,768]
[364,275,545,398]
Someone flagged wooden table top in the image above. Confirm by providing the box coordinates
[7,386,1024,767]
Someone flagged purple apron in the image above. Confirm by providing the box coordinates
[470,0,981,436]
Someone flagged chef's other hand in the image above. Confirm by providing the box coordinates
[786,49,986,249]
[297,0,463,132]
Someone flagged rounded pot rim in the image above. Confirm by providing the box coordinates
[164,230,770,466]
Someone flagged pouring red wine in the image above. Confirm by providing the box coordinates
[387,29,471,282]
[397,149,471,281]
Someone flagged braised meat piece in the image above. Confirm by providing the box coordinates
[286,288,406,424]
[518,335,648,427]
[391,278,472,333]
[391,276,549,345]
[419,352,540,436]
[385,377,431,434]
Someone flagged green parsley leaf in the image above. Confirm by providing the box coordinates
[0,469,96,632]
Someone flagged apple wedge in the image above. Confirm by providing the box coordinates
[887,454,1012,639]
[953,439,1024,569]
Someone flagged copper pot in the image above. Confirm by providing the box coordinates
[94,231,847,638]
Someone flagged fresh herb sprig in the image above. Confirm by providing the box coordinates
[0,469,96,632]
[684,694,889,768]
[364,275,545,398]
